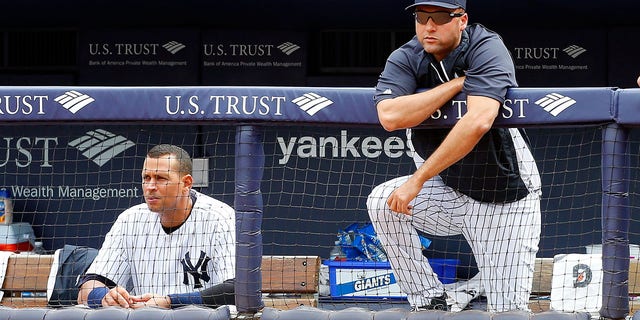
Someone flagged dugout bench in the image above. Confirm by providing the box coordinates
[0,254,321,310]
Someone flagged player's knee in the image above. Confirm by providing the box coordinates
[367,184,391,221]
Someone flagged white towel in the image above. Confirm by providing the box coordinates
[550,253,603,316]
[47,248,63,301]
[0,251,15,301]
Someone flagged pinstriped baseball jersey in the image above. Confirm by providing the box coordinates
[86,190,235,296]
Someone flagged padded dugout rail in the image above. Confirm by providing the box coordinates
[259,306,591,320]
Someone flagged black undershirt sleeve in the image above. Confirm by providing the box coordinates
[78,273,118,289]
[199,278,236,307]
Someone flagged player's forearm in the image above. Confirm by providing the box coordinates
[200,279,235,307]
[168,278,236,308]
[376,77,465,131]
[412,96,499,184]
[77,279,107,305]
[415,116,486,183]
[78,280,134,308]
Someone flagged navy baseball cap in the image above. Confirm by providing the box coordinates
[405,0,466,10]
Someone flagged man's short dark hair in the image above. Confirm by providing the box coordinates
[147,144,193,175]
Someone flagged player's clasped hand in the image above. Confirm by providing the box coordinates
[101,287,171,309]
[102,286,133,308]
[387,178,422,215]
[130,294,171,309]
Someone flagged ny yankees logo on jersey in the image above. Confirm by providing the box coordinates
[181,251,212,289]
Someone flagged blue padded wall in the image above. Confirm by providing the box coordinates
[259,306,591,320]
[0,305,230,320]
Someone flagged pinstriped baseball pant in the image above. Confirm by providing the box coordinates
[367,174,541,312]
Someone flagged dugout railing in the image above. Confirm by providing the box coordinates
[0,86,638,319]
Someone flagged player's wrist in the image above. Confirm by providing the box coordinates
[87,287,109,308]
[167,291,203,308]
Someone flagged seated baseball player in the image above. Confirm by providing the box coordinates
[77,144,236,309]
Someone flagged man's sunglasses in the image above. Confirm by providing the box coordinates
[413,11,465,25]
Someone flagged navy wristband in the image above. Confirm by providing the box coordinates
[87,287,109,308]
[168,291,203,308]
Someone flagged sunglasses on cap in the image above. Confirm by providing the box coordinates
[413,10,465,25]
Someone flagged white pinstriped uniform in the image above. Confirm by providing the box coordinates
[86,190,235,296]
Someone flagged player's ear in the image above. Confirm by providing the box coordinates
[182,174,193,189]
[459,13,468,30]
